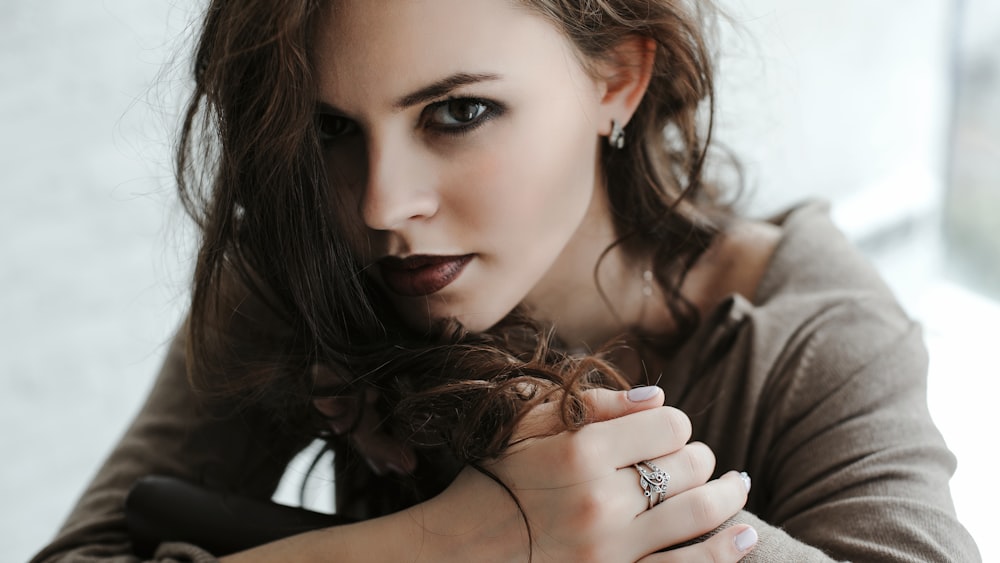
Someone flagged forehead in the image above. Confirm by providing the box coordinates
[313,0,586,110]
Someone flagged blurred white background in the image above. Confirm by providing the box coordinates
[2,1,997,561]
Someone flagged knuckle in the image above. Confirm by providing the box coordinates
[689,490,728,527]
[661,407,693,444]
[685,442,717,481]
[568,488,616,531]
[571,490,603,527]
[560,431,602,472]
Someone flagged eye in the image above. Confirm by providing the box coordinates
[316,113,359,144]
[422,98,502,133]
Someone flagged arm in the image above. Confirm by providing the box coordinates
[734,300,980,562]
[220,388,758,563]
[31,327,309,562]
[34,322,753,562]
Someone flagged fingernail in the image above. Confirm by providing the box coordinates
[734,526,758,552]
[739,471,751,492]
[627,385,660,402]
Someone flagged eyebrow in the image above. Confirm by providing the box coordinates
[393,72,501,109]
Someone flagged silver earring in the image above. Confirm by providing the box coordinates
[609,120,626,150]
[642,269,654,297]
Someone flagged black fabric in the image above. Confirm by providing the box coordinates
[126,475,348,557]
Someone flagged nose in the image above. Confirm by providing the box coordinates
[361,134,440,231]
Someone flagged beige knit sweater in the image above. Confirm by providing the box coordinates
[32,202,981,562]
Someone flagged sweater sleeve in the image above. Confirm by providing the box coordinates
[735,299,981,562]
[30,328,307,562]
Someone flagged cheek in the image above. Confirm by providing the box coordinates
[446,145,552,233]
[459,111,596,203]
[472,112,596,222]
[440,131,596,272]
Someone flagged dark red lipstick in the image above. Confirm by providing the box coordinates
[378,254,473,297]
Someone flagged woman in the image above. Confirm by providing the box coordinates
[33,0,979,561]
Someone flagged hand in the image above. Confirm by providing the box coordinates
[311,366,416,476]
[586,386,759,562]
[414,386,755,562]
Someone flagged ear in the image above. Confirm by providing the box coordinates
[594,35,656,136]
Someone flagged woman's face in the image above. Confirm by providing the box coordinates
[315,0,614,333]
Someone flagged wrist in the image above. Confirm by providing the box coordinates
[410,467,526,563]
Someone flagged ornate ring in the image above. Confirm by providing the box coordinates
[634,460,670,509]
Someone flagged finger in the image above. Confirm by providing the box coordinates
[635,471,751,547]
[350,389,417,475]
[638,524,758,563]
[312,396,360,435]
[511,386,666,442]
[582,386,665,423]
[618,442,716,517]
[576,405,692,467]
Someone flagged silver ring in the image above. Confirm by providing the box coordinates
[634,460,670,509]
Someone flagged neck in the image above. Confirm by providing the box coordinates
[522,186,671,352]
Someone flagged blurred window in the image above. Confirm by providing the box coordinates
[945,0,1000,299]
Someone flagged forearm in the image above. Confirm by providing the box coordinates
[220,480,515,563]
[745,311,979,561]
[220,509,429,563]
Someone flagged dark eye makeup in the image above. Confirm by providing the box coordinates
[315,96,505,146]
[316,113,359,145]
[420,97,505,134]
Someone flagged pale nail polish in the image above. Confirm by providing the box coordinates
[734,527,758,552]
[627,385,659,402]
[739,471,751,492]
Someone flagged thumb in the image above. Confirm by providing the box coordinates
[584,385,664,423]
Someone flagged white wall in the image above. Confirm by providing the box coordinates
[1,2,198,559]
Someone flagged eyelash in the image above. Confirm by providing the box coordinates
[315,96,504,146]
[420,97,504,135]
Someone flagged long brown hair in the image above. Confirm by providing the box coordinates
[177,0,730,518]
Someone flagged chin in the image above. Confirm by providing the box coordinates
[402,307,512,337]
[453,314,504,334]
[391,282,523,336]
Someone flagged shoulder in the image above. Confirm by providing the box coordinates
[729,201,927,421]
[684,200,894,325]
[682,215,782,318]
[751,200,918,370]
[755,200,897,304]
[674,201,926,415]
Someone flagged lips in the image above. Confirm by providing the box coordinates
[378,254,473,297]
